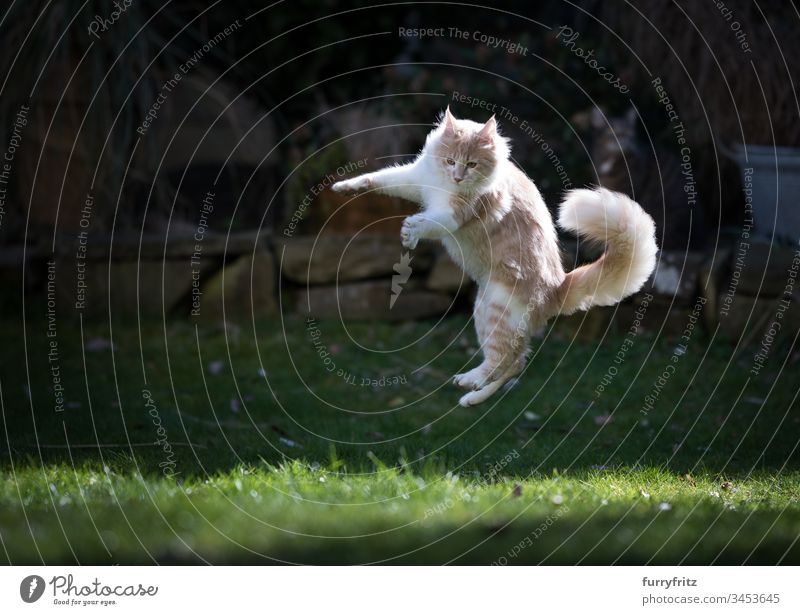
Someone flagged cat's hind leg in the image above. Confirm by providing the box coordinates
[453,283,530,401]
[453,286,491,389]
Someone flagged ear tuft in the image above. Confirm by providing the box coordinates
[442,106,457,137]
[477,115,497,142]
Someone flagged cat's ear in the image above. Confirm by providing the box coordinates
[442,106,457,137]
[477,115,497,143]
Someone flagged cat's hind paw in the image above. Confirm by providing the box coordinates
[458,376,508,406]
[453,367,487,390]
[459,386,496,407]
[458,390,482,407]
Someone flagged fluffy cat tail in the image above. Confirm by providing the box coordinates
[556,187,658,315]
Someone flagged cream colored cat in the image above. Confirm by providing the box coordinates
[333,108,658,406]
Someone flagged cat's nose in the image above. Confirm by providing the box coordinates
[454,177,463,183]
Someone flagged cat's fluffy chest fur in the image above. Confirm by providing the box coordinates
[434,164,564,298]
[332,108,657,406]
[439,219,488,282]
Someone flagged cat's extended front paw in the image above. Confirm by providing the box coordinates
[331,176,372,193]
[400,215,424,249]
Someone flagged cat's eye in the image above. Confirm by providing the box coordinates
[446,158,455,165]
[466,161,477,168]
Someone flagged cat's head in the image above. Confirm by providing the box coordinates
[428,108,509,189]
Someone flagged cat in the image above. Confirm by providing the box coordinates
[333,108,658,406]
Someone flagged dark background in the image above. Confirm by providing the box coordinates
[0,0,797,324]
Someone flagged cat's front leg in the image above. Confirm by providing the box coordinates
[400,211,459,248]
[401,191,462,249]
[332,162,422,202]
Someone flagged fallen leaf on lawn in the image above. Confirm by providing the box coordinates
[388,397,405,408]
[721,481,734,490]
[594,414,613,426]
[512,484,522,497]
[658,502,672,511]
[639,488,650,499]
[524,411,541,421]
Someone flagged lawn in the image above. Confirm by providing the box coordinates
[1,313,798,564]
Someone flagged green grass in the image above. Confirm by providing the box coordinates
[1,314,799,564]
